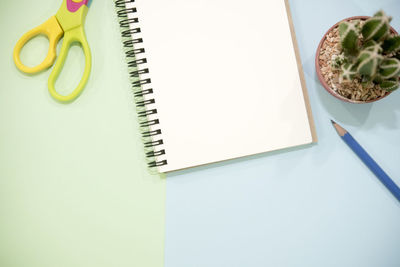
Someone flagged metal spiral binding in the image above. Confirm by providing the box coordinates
[115,0,167,169]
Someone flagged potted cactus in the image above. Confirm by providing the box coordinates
[316,11,400,103]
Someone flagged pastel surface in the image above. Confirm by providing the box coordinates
[164,0,400,267]
[1,1,400,267]
[0,1,165,267]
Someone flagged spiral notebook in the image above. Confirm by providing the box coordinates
[115,0,317,173]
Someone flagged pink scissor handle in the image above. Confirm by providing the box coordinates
[66,0,89,12]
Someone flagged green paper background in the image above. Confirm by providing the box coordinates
[0,1,166,267]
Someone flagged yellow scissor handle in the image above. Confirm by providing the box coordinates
[13,16,63,74]
[48,26,91,103]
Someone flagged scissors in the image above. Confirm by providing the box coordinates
[13,0,92,103]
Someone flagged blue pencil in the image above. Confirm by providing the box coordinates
[331,120,400,202]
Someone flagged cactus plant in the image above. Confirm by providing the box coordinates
[356,40,383,77]
[382,36,400,54]
[340,63,357,82]
[380,78,399,91]
[361,10,391,42]
[379,58,400,79]
[339,21,360,55]
[335,10,400,92]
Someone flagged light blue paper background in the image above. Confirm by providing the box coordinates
[164,1,400,266]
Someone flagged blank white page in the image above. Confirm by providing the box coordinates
[127,0,316,172]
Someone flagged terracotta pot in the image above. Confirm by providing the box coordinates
[315,16,398,104]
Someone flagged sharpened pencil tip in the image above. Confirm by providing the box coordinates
[331,120,347,136]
